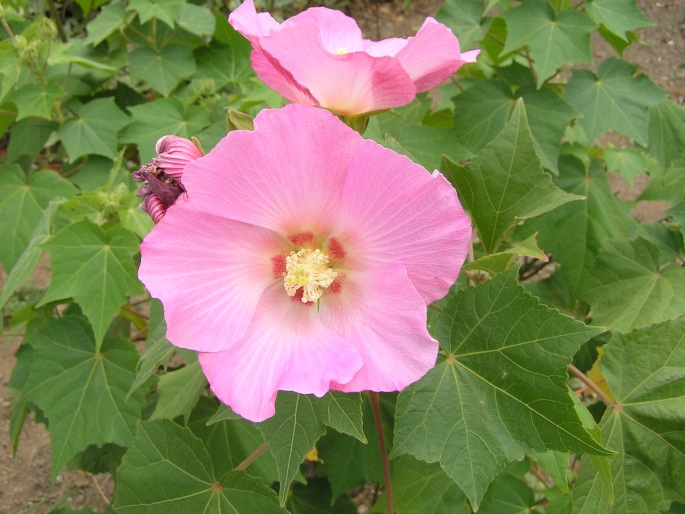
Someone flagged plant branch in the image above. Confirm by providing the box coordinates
[370,392,394,514]
[235,442,269,471]
[46,0,68,43]
[568,364,615,407]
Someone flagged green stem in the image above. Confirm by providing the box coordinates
[370,392,394,514]
[46,0,68,42]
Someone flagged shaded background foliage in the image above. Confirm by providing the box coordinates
[1,0,685,512]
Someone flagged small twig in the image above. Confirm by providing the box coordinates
[91,475,110,506]
[235,442,269,471]
[1,18,16,39]
[568,364,615,407]
[370,392,394,514]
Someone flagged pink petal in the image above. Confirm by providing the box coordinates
[139,202,286,352]
[181,104,361,237]
[258,20,416,115]
[395,17,479,92]
[199,285,363,422]
[228,0,280,41]
[335,139,471,304]
[284,7,363,54]
[320,263,438,392]
[250,47,319,106]
[362,37,408,57]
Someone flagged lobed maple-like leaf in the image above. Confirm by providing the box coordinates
[57,97,130,163]
[392,267,609,508]
[114,420,285,513]
[647,99,685,169]
[585,0,653,41]
[445,99,581,254]
[128,45,197,97]
[39,219,145,346]
[0,165,76,272]
[502,0,595,87]
[583,237,685,332]
[564,57,666,145]
[573,317,685,513]
[21,316,146,481]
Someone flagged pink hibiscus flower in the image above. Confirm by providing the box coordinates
[138,104,471,422]
[229,0,479,117]
[132,136,203,223]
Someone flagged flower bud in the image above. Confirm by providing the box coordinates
[132,136,202,223]
[152,135,203,180]
[37,17,58,41]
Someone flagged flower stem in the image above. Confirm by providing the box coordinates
[370,392,394,514]
[235,442,269,471]
[568,364,615,407]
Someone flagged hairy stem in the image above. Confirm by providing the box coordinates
[46,0,68,42]
[370,392,394,514]
[568,364,615,407]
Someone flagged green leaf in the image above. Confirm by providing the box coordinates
[129,45,196,97]
[564,57,666,145]
[453,80,515,154]
[21,316,146,481]
[188,397,279,483]
[520,85,577,172]
[114,420,285,513]
[573,317,685,513]
[322,392,366,444]
[444,99,581,254]
[8,81,65,120]
[435,0,487,50]
[528,157,636,306]
[286,478,357,514]
[463,232,548,276]
[259,392,328,505]
[373,99,471,171]
[392,267,609,508]
[647,99,685,169]
[126,0,182,28]
[533,451,570,493]
[318,393,395,502]
[479,474,535,514]
[583,238,685,331]
[639,161,685,204]
[39,220,145,346]
[392,455,468,514]
[0,199,59,311]
[604,146,656,186]
[668,202,685,246]
[195,40,253,89]
[128,306,173,397]
[585,0,653,41]
[6,118,58,163]
[151,360,207,422]
[121,98,211,162]
[502,0,595,87]
[58,97,129,162]
[0,165,76,272]
[175,3,215,37]
[85,2,127,46]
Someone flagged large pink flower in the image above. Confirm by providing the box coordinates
[229,0,479,116]
[139,104,471,422]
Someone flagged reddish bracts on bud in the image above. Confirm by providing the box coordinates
[132,136,203,223]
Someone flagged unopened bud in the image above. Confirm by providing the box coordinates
[37,17,58,41]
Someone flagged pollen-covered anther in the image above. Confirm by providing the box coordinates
[284,249,337,303]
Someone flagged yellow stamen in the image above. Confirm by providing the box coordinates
[333,48,348,55]
[284,248,337,303]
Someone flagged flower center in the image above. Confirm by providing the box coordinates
[333,48,348,55]
[284,248,337,303]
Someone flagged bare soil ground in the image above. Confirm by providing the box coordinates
[1,0,683,512]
